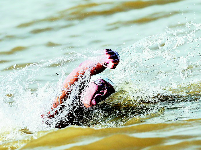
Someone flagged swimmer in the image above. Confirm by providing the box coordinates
[44,49,119,127]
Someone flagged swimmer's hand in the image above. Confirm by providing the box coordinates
[103,49,120,69]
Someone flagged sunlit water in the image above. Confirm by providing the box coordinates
[1,0,201,149]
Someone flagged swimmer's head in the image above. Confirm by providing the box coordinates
[81,78,115,108]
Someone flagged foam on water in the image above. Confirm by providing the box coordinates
[0,56,80,133]
[111,22,201,98]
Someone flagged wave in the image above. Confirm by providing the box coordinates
[16,0,183,28]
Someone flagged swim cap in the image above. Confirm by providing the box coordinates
[90,75,114,87]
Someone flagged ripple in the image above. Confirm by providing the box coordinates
[45,41,61,47]
[16,0,183,28]
[0,60,10,64]
[59,0,183,20]
[120,0,183,9]
[107,11,181,31]
[0,46,27,55]
[17,16,62,28]
[3,63,33,71]
[30,27,53,34]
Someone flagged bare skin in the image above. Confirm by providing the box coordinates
[46,49,119,118]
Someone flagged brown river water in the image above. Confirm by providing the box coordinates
[1,0,201,149]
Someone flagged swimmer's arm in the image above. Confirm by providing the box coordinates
[44,60,107,118]
[52,49,119,109]
[52,60,107,109]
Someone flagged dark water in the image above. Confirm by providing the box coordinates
[0,0,201,149]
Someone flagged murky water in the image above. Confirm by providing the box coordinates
[1,0,201,149]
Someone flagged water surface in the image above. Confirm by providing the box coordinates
[0,0,201,149]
